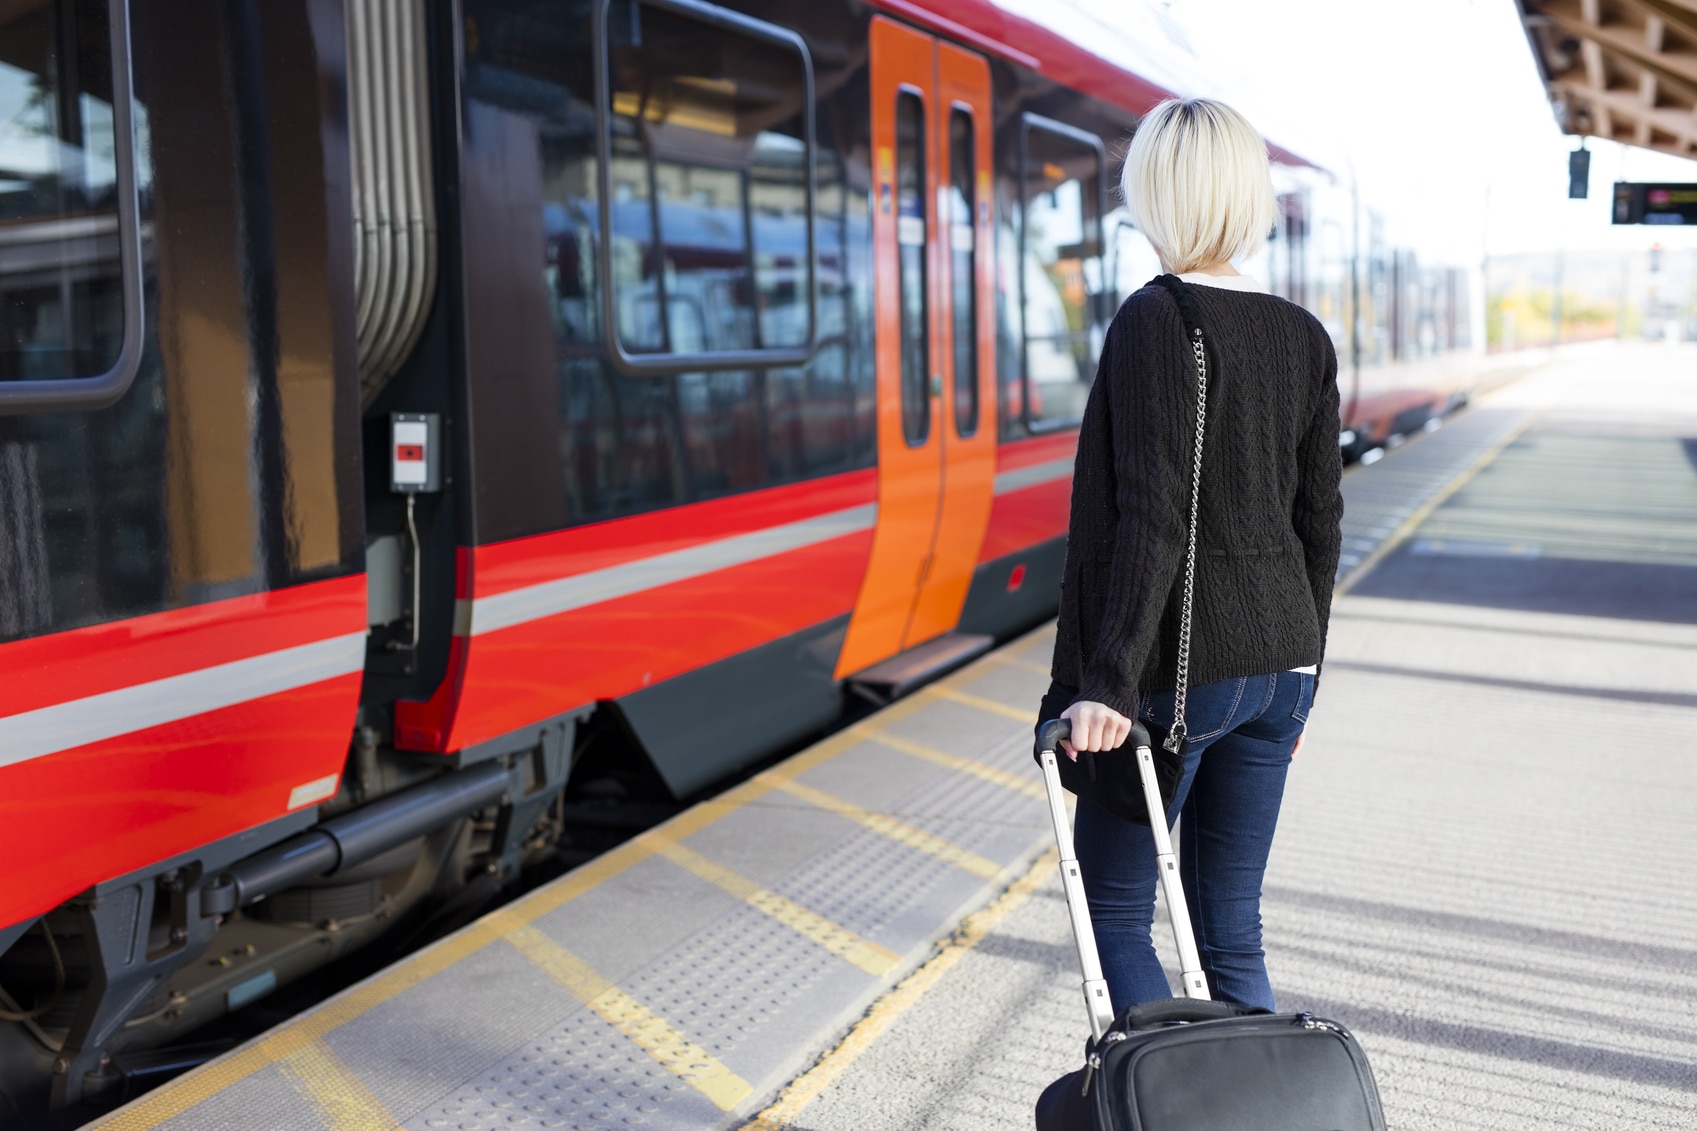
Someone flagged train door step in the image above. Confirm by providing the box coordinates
[847,632,995,705]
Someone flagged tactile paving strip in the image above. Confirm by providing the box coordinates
[94,626,1060,1131]
[407,1007,720,1130]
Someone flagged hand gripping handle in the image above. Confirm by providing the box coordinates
[1035,717,1210,1043]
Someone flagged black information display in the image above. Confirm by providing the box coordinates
[1613,182,1697,225]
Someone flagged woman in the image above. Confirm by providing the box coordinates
[1045,98,1343,1015]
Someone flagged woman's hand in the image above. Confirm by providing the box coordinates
[1059,700,1132,761]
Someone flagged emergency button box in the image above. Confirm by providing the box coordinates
[390,412,441,494]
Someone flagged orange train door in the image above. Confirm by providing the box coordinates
[835,18,997,678]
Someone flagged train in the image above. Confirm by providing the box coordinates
[0,0,1481,1119]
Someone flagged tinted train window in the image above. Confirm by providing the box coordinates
[948,108,977,438]
[461,0,873,534]
[894,90,928,447]
[0,0,127,384]
[1021,122,1102,430]
[1269,193,1307,306]
[605,1,812,358]
[1314,217,1351,356]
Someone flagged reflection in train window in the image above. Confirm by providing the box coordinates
[604,0,812,357]
[948,108,977,438]
[1106,208,1162,304]
[895,90,928,447]
[1021,124,1102,430]
[0,0,127,383]
[1314,217,1351,356]
[462,0,873,530]
[1268,192,1308,307]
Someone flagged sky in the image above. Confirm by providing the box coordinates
[997,0,1697,264]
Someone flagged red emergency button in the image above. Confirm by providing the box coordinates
[396,444,424,461]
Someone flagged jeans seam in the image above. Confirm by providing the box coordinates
[1181,807,1210,993]
[1188,676,1248,744]
[1253,672,1278,721]
[1292,673,1314,724]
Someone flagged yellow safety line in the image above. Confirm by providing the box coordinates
[743,847,1057,1131]
[867,730,1046,801]
[985,651,1052,676]
[1335,408,1543,595]
[502,923,754,1112]
[928,685,1039,724]
[91,629,1055,1130]
[276,1041,401,1131]
[765,777,1002,879]
[651,834,901,976]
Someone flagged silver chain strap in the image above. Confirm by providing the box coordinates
[1165,327,1208,755]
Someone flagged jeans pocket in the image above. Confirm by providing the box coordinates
[1292,672,1316,724]
[1142,680,1242,743]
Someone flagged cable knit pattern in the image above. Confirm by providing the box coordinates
[1049,279,1344,720]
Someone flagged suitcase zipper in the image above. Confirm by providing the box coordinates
[1298,1011,1345,1035]
[1081,1031,1127,1095]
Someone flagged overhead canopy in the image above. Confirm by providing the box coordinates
[1519,0,1697,158]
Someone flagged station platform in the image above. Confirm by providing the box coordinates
[91,344,1697,1131]
[91,626,1062,1131]
[785,346,1697,1131]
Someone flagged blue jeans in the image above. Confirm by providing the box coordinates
[1073,671,1313,1014]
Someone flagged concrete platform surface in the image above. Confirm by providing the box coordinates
[782,346,1697,1131]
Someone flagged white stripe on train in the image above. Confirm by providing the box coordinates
[0,633,367,769]
[992,457,1072,496]
[0,459,1076,765]
[463,457,1073,638]
[466,502,880,637]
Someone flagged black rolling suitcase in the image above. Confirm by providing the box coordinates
[1033,717,1387,1131]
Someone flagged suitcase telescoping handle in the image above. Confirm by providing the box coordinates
[1036,718,1211,1041]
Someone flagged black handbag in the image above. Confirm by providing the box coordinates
[1038,274,1212,828]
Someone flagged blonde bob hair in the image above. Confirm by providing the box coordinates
[1121,98,1276,276]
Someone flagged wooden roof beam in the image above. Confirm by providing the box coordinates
[1577,0,1616,134]
[1554,77,1697,146]
[1542,5,1697,97]
[1613,0,1697,45]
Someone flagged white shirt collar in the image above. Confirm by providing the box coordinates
[1176,272,1267,293]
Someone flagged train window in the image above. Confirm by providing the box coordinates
[1314,217,1351,357]
[1447,268,1471,350]
[948,108,978,439]
[0,0,143,415]
[463,0,872,530]
[1107,210,1162,304]
[596,0,817,375]
[894,89,928,447]
[1273,193,1308,307]
[1020,116,1104,431]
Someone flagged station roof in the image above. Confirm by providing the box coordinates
[1518,0,1697,158]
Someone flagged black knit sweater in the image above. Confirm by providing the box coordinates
[1049,279,1344,719]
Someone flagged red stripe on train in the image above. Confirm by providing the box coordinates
[474,469,877,599]
[981,432,1076,563]
[0,575,366,718]
[0,672,361,929]
[397,472,879,751]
